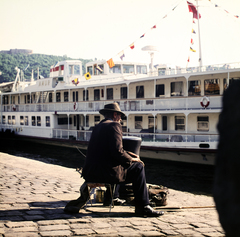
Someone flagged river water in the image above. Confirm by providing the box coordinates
[0,138,215,196]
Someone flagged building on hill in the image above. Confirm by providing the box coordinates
[0,49,33,54]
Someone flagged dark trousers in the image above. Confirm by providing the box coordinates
[105,162,150,207]
[125,162,150,207]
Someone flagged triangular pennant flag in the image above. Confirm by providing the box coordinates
[192,29,196,34]
[107,58,115,68]
[130,43,135,49]
[191,38,194,44]
[140,34,145,38]
[151,25,156,29]
[190,47,196,52]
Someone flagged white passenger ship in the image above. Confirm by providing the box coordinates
[1,58,240,165]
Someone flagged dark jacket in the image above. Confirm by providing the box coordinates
[82,118,133,183]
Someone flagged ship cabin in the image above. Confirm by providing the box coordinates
[1,60,240,146]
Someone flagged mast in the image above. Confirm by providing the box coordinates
[196,0,203,69]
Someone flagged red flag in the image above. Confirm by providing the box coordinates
[191,38,194,44]
[187,1,201,19]
[151,25,156,29]
[130,43,135,49]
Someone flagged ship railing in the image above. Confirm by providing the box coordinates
[52,128,219,144]
[124,132,219,143]
[2,96,222,113]
[150,62,240,77]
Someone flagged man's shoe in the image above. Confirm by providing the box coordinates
[103,198,126,206]
[64,182,89,214]
[135,205,164,217]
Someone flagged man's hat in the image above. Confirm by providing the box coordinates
[99,103,126,119]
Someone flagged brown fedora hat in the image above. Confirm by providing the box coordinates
[99,103,126,119]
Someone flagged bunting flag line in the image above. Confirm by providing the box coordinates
[130,43,135,49]
[72,78,79,85]
[106,1,182,65]
[84,72,91,80]
[107,58,115,68]
[209,1,239,19]
[190,47,196,52]
[96,65,103,73]
[187,1,201,19]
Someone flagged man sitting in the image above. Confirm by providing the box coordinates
[65,103,164,217]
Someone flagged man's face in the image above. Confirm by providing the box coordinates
[113,112,122,123]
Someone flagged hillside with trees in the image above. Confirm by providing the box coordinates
[0,53,92,83]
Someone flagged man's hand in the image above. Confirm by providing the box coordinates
[131,157,145,166]
[127,151,145,166]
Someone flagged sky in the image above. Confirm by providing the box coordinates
[0,0,240,68]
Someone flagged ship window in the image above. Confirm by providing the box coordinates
[121,87,128,99]
[94,116,100,126]
[3,95,8,104]
[171,82,183,96]
[12,96,15,104]
[175,116,185,131]
[32,94,35,103]
[69,65,80,75]
[20,116,24,125]
[49,93,52,103]
[37,116,41,126]
[156,84,165,97]
[123,65,134,73]
[135,116,143,129]
[107,88,113,100]
[32,116,36,126]
[8,116,11,125]
[223,77,240,91]
[158,68,166,75]
[58,117,72,125]
[73,91,79,102]
[148,116,156,131]
[25,116,28,125]
[162,116,167,131]
[94,89,100,101]
[87,66,93,75]
[25,94,30,104]
[204,79,220,95]
[110,64,121,73]
[85,115,89,127]
[197,116,209,131]
[2,116,5,124]
[136,85,144,98]
[46,116,50,127]
[12,116,15,125]
[64,91,69,102]
[137,65,147,74]
[188,80,201,96]
[83,90,89,101]
[121,117,127,132]
[56,92,61,102]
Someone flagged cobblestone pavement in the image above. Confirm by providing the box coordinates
[0,152,225,236]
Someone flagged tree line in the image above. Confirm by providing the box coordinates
[0,53,92,83]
